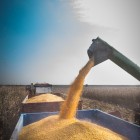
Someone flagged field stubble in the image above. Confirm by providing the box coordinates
[83,85,140,109]
[0,86,28,140]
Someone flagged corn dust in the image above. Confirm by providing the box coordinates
[59,59,94,119]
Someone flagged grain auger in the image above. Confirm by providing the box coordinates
[87,37,140,81]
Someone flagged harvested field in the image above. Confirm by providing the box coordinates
[52,85,140,109]
[0,86,28,140]
[0,85,140,140]
[83,85,140,109]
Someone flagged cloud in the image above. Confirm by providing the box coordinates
[71,0,140,29]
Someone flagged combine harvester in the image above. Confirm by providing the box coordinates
[11,38,140,140]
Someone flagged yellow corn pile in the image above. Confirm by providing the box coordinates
[19,60,128,140]
[19,115,127,140]
[26,93,64,103]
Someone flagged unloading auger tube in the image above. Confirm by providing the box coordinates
[87,37,140,81]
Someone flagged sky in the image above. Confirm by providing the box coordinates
[1,0,140,85]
